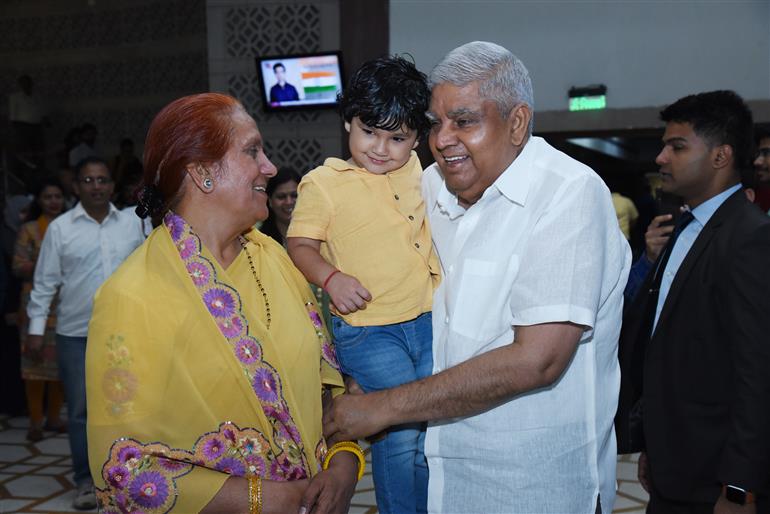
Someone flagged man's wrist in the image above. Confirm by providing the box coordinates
[722,485,756,505]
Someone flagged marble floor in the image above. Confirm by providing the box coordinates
[0,414,648,513]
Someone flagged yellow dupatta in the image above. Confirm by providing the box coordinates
[87,213,342,513]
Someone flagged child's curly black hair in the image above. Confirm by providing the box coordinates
[338,55,431,138]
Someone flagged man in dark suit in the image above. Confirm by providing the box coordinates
[616,90,770,514]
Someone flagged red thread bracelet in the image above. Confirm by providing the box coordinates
[322,270,340,290]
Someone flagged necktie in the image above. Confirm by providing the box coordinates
[648,210,695,295]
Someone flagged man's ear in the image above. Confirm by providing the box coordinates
[508,104,531,147]
[186,163,214,193]
[712,144,733,170]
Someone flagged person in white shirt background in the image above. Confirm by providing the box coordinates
[68,123,99,169]
[26,156,145,510]
[324,41,631,513]
[9,75,47,159]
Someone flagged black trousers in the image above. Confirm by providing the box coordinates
[647,486,770,514]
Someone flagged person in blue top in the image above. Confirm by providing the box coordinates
[269,63,299,103]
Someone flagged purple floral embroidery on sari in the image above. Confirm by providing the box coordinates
[215,457,246,476]
[253,368,279,403]
[97,423,290,513]
[167,216,185,241]
[305,302,340,371]
[129,471,169,509]
[106,465,129,489]
[201,436,225,460]
[186,261,210,286]
[162,212,310,479]
[203,288,236,318]
[235,338,260,364]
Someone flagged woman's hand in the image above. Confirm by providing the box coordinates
[298,452,358,514]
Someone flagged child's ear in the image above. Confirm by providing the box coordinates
[344,121,351,133]
[411,138,419,150]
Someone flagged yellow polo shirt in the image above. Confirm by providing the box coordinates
[288,152,440,327]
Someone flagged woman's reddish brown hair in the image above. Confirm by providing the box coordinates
[142,93,244,224]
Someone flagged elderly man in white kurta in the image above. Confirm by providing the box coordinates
[323,41,630,514]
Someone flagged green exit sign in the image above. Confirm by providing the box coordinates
[569,95,607,111]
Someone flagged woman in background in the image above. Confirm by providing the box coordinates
[13,179,66,441]
[259,167,300,246]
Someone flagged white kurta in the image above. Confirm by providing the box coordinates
[423,136,631,514]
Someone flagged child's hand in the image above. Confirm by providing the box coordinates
[326,272,372,314]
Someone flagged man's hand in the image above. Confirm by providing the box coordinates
[637,452,650,493]
[325,273,371,315]
[23,334,45,359]
[323,392,390,442]
[644,214,674,262]
[714,495,756,514]
[298,452,357,514]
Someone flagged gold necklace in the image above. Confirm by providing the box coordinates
[238,236,271,329]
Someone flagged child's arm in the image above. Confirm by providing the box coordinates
[287,236,372,314]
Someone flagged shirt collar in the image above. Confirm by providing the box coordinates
[325,152,418,177]
[72,201,120,222]
[689,183,742,227]
[435,136,537,219]
[493,136,536,206]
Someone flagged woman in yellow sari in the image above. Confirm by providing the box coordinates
[87,93,360,513]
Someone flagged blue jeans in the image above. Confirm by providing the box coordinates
[56,334,92,486]
[331,312,433,514]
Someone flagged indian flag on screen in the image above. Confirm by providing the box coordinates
[301,71,337,94]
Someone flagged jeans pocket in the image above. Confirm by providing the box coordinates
[330,316,369,351]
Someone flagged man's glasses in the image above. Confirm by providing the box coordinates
[80,176,112,185]
[757,148,770,159]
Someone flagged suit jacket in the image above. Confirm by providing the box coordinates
[616,189,770,502]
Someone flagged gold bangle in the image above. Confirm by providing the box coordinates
[322,441,366,481]
[248,475,262,514]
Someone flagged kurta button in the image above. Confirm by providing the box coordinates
[414,242,420,248]
[394,194,400,200]
[408,215,414,220]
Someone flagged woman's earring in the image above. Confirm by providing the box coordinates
[203,178,213,190]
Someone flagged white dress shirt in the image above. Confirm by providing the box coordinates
[27,202,145,337]
[422,136,631,514]
[652,183,741,332]
[9,91,44,124]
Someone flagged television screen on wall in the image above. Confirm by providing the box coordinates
[256,51,344,112]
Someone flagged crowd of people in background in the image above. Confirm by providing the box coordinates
[1,40,769,513]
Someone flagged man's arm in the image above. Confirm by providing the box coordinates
[324,321,583,441]
[717,222,770,493]
[27,224,62,336]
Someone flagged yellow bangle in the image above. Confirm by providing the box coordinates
[322,441,366,481]
[247,475,262,514]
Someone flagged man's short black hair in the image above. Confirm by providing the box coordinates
[339,55,431,138]
[273,62,285,73]
[660,90,754,171]
[755,125,770,145]
[75,156,111,179]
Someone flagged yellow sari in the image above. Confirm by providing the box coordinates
[87,212,342,513]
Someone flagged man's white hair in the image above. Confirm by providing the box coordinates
[429,41,534,134]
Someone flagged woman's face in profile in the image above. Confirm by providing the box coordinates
[269,180,298,224]
[212,110,277,227]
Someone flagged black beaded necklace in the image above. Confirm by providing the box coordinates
[238,236,271,329]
